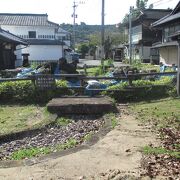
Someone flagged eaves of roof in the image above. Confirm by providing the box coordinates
[152,41,178,48]
[152,12,180,27]
[0,28,28,45]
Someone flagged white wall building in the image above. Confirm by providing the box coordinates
[0,13,71,67]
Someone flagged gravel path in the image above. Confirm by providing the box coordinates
[0,115,104,160]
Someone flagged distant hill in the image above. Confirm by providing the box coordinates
[60,23,120,43]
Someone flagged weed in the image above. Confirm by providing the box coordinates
[83,133,93,141]
[9,138,78,160]
[56,117,72,126]
[111,116,118,129]
[56,138,77,151]
[105,113,118,128]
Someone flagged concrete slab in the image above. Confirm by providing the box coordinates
[47,96,117,115]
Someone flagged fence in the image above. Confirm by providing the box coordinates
[0,71,177,87]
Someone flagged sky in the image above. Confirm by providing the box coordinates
[0,0,179,25]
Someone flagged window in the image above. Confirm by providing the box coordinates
[28,31,36,38]
[163,27,169,42]
[175,24,180,32]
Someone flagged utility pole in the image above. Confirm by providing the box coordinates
[101,0,105,60]
[71,1,85,50]
[72,0,78,50]
[129,6,133,64]
[178,41,180,96]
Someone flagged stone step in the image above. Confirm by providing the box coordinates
[47,96,117,115]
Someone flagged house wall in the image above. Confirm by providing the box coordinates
[21,45,63,61]
[160,46,178,65]
[1,25,70,66]
[1,25,56,39]
[131,45,151,61]
[140,46,151,60]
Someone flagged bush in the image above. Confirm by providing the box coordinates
[0,80,70,103]
[104,76,177,102]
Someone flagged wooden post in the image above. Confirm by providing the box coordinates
[169,32,180,96]
[128,71,133,86]
[83,64,87,75]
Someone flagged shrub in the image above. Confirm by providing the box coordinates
[0,80,69,103]
[104,76,177,102]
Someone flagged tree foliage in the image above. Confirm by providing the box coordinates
[122,0,152,23]
[77,43,89,58]
[136,0,148,11]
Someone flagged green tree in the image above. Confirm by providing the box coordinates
[122,0,150,23]
[88,33,101,46]
[136,0,148,11]
[104,36,112,59]
[78,44,89,58]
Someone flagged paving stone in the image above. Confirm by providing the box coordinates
[47,96,117,115]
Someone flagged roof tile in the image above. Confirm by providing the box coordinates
[0,13,59,27]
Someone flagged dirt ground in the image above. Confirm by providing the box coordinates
[0,106,158,180]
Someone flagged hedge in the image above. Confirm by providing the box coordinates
[103,77,177,102]
[0,80,71,103]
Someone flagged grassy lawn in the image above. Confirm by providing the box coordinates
[131,98,180,129]
[0,104,52,136]
[131,98,180,177]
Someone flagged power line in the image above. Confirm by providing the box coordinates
[151,0,165,5]
[150,0,175,7]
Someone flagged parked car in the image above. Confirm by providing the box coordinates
[66,52,79,64]
[70,52,79,63]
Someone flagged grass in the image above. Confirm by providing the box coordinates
[0,104,52,136]
[131,60,160,72]
[142,146,180,159]
[131,98,180,129]
[86,67,103,76]
[132,98,180,161]
[55,138,77,151]
[10,138,78,160]
[10,147,51,160]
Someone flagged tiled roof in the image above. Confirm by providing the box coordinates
[152,12,180,27]
[0,13,59,27]
[152,2,180,27]
[124,9,171,26]
[141,9,172,20]
[27,39,65,45]
[0,28,28,45]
